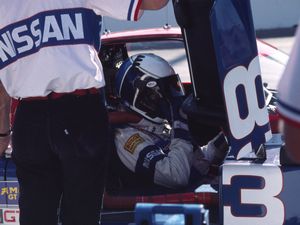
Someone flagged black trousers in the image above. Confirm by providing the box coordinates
[12,91,109,225]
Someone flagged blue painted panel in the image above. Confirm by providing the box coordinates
[135,203,207,225]
[0,181,19,206]
[210,0,271,159]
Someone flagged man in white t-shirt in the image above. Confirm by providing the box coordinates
[0,1,169,225]
[277,25,300,164]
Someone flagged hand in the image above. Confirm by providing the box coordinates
[0,135,10,156]
[201,132,229,165]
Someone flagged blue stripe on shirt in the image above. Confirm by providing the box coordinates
[135,145,166,181]
[0,8,102,70]
[127,0,135,20]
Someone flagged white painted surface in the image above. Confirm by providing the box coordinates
[102,1,300,32]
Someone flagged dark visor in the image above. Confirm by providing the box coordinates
[133,74,184,119]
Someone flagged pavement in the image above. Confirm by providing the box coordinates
[262,36,295,54]
[258,27,297,54]
[256,29,296,89]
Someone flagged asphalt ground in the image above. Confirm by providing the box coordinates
[262,36,295,54]
[258,27,297,54]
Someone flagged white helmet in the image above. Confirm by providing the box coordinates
[115,53,185,123]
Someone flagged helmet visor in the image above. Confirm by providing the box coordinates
[133,74,185,119]
[156,74,185,99]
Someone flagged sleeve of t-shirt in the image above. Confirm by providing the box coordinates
[86,0,142,21]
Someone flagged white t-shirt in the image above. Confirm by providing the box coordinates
[277,25,300,126]
[0,0,142,98]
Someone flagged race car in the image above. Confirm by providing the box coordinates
[98,25,287,225]
[0,1,294,224]
[0,26,288,225]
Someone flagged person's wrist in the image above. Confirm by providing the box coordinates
[0,130,11,138]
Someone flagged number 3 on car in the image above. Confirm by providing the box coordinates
[222,165,284,225]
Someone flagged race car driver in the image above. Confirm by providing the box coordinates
[0,1,169,225]
[111,53,229,190]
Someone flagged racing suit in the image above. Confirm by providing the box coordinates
[0,1,144,225]
[114,117,227,189]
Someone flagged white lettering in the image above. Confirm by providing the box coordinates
[0,11,88,66]
[223,56,272,158]
[42,15,64,43]
[12,25,34,54]
[61,13,84,40]
[224,57,269,140]
[0,32,16,62]
[31,19,42,47]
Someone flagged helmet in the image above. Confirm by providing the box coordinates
[115,53,185,123]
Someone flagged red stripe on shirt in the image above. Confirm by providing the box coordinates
[134,0,142,21]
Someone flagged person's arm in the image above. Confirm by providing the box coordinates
[154,137,193,188]
[0,81,11,155]
[277,25,300,164]
[283,122,300,163]
[140,0,169,10]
